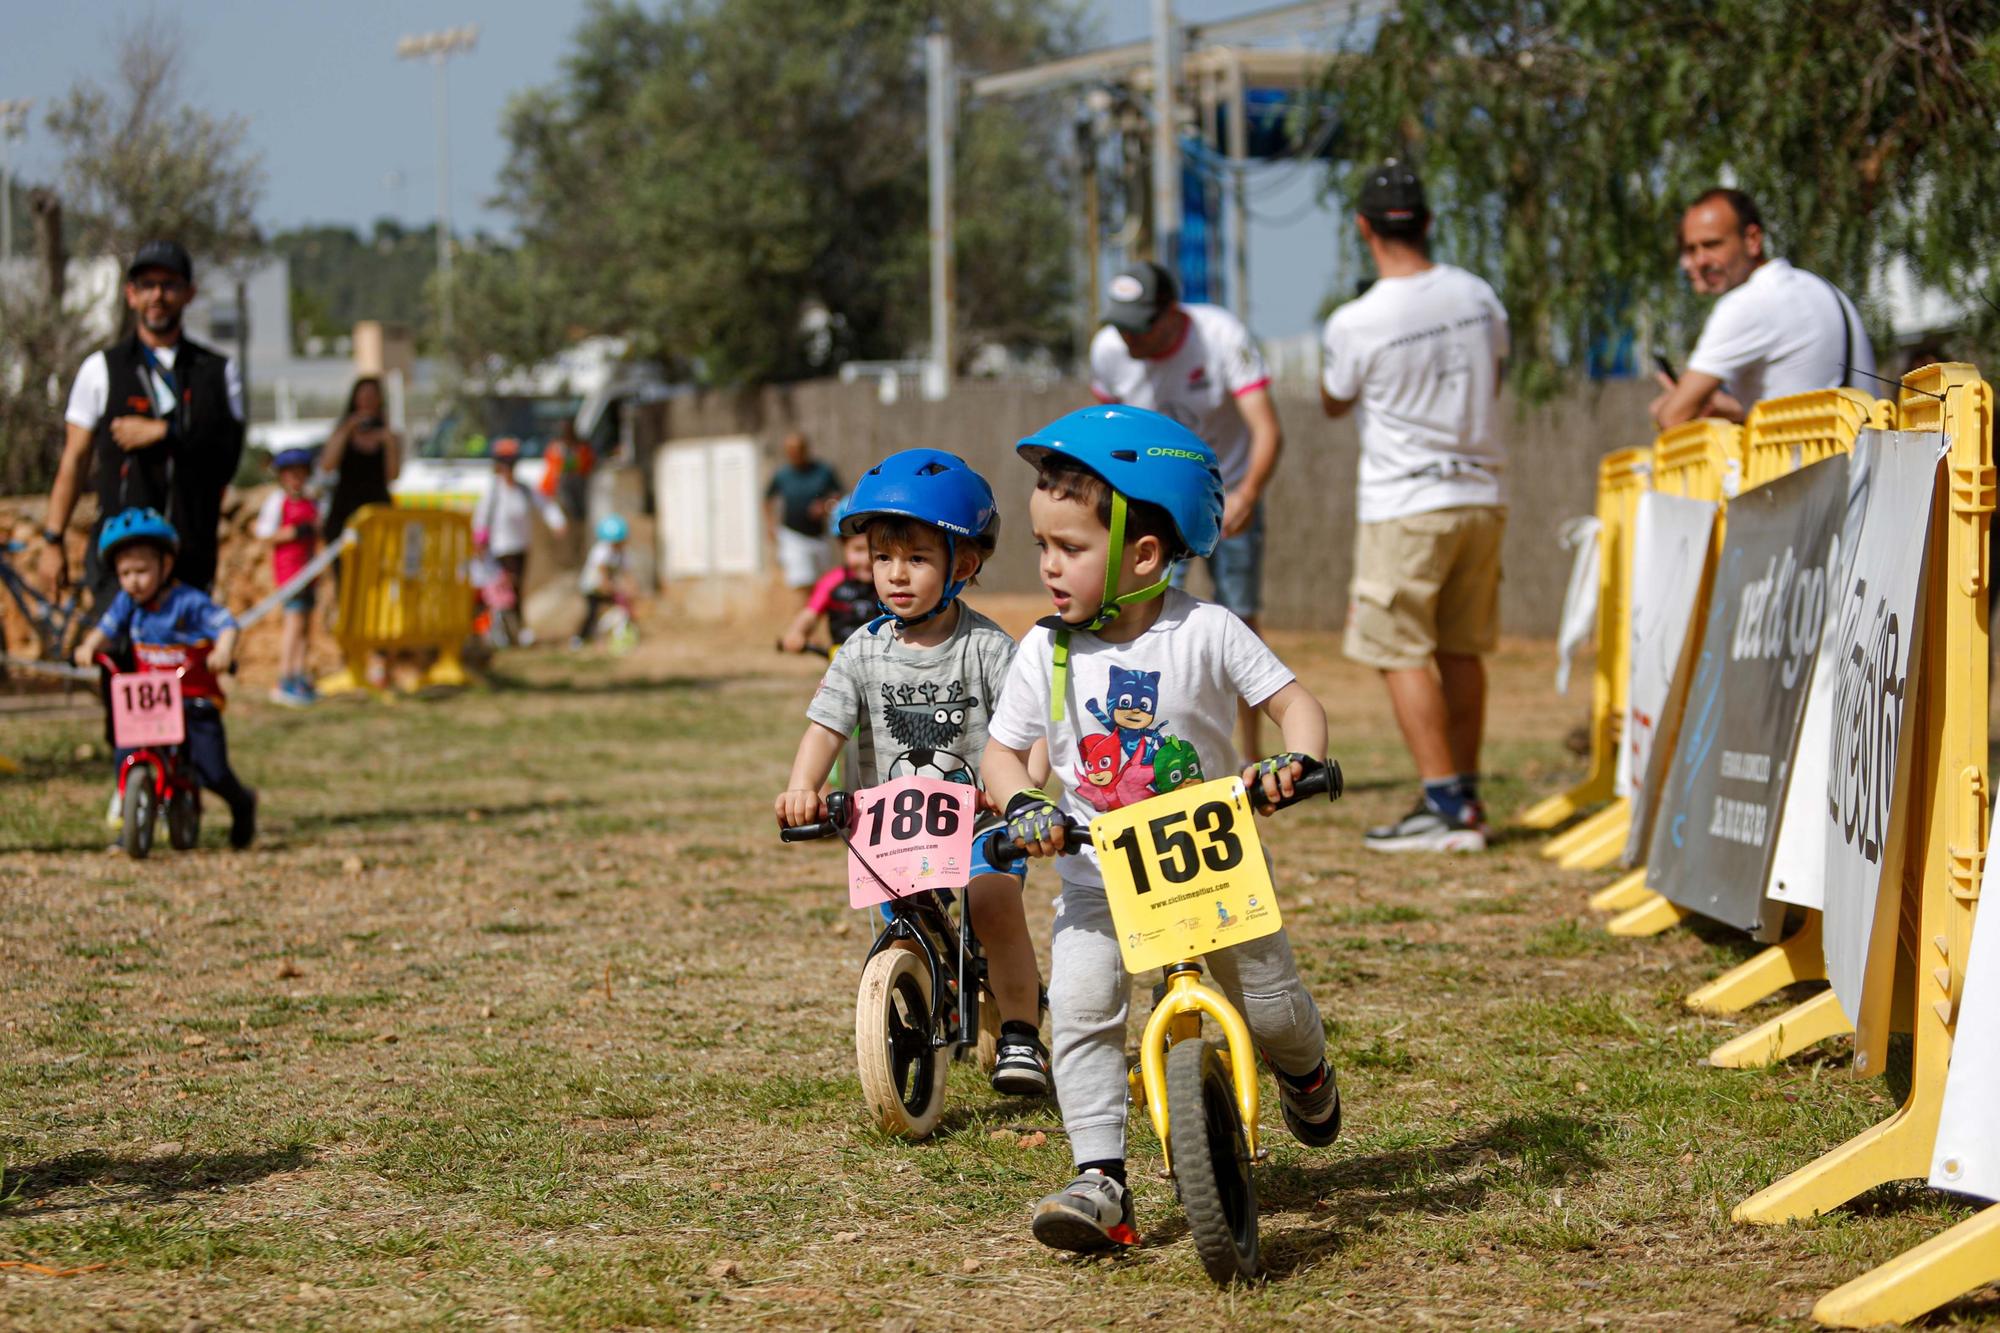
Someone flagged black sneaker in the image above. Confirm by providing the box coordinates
[991,1030,1051,1096]
[1031,1170,1138,1251]
[1363,799,1486,854]
[1278,1060,1342,1147]
[229,790,258,850]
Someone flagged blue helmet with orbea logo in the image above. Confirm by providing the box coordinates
[98,507,180,559]
[1016,405,1224,560]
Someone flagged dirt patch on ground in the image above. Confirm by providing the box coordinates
[1,623,1994,1329]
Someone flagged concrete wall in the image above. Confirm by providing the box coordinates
[639,377,1659,637]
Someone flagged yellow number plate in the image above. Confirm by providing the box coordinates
[1092,776,1283,973]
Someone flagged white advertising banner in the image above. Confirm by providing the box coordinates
[1930,844,2000,1202]
[1614,494,1716,852]
[1821,432,1940,1027]
[1766,433,1877,909]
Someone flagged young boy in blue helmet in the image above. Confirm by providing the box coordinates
[73,508,258,848]
[982,405,1340,1252]
[774,449,1052,1094]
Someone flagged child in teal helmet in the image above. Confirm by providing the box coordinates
[774,448,1052,1097]
[573,513,636,649]
[982,405,1341,1254]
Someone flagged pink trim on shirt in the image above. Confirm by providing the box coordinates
[1231,377,1271,398]
[1145,310,1193,361]
[1089,386,1117,404]
[805,565,847,614]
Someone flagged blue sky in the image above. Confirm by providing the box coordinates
[0,0,1354,336]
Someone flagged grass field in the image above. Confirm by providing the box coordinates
[2,618,1996,1330]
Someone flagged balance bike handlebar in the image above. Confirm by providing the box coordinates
[778,790,855,843]
[985,756,1343,866]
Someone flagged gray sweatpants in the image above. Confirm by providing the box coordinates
[1049,878,1327,1167]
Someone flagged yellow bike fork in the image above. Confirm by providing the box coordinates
[1130,964,1262,1174]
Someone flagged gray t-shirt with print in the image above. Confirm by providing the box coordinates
[806,605,1018,792]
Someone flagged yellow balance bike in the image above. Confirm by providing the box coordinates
[991,756,1341,1284]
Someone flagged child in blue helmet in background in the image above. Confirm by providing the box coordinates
[775,449,1052,1095]
[982,406,1341,1253]
[74,508,258,849]
[573,513,637,649]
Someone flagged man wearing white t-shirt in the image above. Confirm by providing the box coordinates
[1320,161,1509,853]
[1650,189,1874,429]
[1089,261,1283,753]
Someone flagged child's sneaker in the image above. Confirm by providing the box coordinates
[1277,1060,1342,1147]
[229,790,258,850]
[1031,1170,1137,1252]
[1362,800,1486,853]
[270,677,311,708]
[990,1028,1051,1096]
[104,788,123,828]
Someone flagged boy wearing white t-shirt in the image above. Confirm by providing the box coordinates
[1320,159,1510,854]
[983,405,1340,1255]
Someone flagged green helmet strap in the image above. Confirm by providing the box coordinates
[1047,489,1174,723]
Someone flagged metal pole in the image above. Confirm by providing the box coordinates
[925,21,954,400]
[1150,0,1180,270]
[433,52,453,349]
[1225,51,1250,324]
[1078,117,1100,347]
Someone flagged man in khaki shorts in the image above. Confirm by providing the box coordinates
[1320,160,1510,852]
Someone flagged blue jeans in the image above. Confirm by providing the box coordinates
[1171,501,1265,618]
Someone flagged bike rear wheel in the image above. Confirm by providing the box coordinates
[1166,1037,1260,1285]
[855,947,948,1139]
[121,774,158,861]
[167,788,200,850]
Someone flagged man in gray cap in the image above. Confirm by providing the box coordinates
[40,238,246,609]
[1088,260,1283,755]
[1320,160,1510,854]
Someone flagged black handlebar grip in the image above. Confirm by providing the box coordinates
[1254,756,1345,812]
[777,790,855,843]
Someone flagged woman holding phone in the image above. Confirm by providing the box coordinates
[320,376,401,549]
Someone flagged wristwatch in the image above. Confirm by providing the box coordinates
[41,527,63,546]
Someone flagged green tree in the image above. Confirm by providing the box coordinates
[468,0,1087,383]
[1330,0,2000,395]
[43,14,264,280]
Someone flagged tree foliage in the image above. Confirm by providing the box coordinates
[270,220,447,352]
[1331,0,2000,396]
[43,14,264,277]
[466,0,1087,384]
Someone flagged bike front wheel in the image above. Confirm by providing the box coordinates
[855,947,948,1139]
[121,774,158,861]
[1166,1037,1260,1285]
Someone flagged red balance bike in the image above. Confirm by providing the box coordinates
[99,654,202,860]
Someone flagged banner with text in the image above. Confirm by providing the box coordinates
[1616,492,1717,862]
[1644,456,1848,932]
[1766,432,1878,908]
[1822,432,1939,1026]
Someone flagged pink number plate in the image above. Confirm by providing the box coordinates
[845,777,981,910]
[109,672,185,748]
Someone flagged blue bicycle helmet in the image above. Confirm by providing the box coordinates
[98,507,180,559]
[272,447,317,471]
[595,513,630,544]
[827,490,857,534]
[1016,406,1226,721]
[841,449,998,628]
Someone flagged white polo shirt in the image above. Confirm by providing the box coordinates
[1320,263,1510,523]
[64,344,245,430]
[1089,302,1272,490]
[1686,258,1876,410]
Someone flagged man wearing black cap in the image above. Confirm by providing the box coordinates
[1320,160,1510,854]
[39,239,246,612]
[1088,260,1282,753]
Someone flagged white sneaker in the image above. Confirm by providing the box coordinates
[104,788,123,827]
[1363,801,1486,854]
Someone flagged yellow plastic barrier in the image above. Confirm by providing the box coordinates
[319,503,477,695]
[1732,367,1992,1330]
[1578,419,1745,889]
[1681,390,1894,1026]
[1519,447,1650,831]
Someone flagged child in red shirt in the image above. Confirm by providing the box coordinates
[252,448,322,706]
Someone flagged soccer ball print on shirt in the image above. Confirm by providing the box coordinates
[879,681,980,785]
[1074,666,1205,811]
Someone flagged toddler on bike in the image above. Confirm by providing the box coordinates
[774,449,1052,1095]
[779,496,876,654]
[252,447,321,706]
[981,406,1340,1252]
[73,508,257,849]
[573,513,637,649]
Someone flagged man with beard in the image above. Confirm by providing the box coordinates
[39,239,246,610]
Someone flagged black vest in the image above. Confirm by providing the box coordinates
[91,333,244,592]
